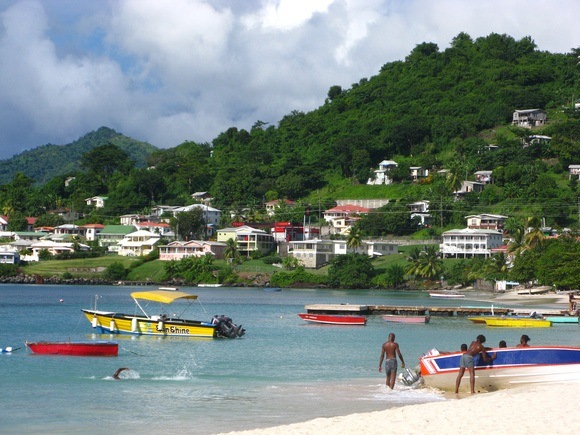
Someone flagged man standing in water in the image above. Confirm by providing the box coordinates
[455,334,496,394]
[378,333,405,389]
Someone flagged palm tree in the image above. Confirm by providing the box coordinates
[417,245,444,281]
[223,238,240,264]
[404,247,423,278]
[523,217,545,250]
[346,226,363,253]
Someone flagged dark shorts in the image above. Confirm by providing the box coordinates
[385,358,397,373]
[460,353,474,368]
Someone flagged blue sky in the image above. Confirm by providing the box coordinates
[0,0,578,161]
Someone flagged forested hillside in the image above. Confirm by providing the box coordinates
[0,127,158,185]
[1,32,579,231]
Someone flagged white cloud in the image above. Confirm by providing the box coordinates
[0,0,579,161]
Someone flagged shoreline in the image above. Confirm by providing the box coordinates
[219,382,580,434]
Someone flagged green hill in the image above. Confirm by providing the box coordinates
[0,126,158,185]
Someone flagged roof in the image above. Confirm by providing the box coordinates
[130,290,198,304]
[325,205,371,213]
[99,225,136,235]
[443,228,502,236]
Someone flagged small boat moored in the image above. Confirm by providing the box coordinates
[382,314,430,324]
[420,346,580,392]
[25,341,118,356]
[82,288,245,339]
[298,313,367,325]
[484,317,551,328]
[429,291,465,299]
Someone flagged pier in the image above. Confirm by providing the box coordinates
[304,304,512,317]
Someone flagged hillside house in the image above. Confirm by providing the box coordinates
[79,224,104,241]
[0,246,20,264]
[217,225,275,257]
[440,228,503,258]
[465,214,508,231]
[96,225,136,252]
[0,215,7,231]
[569,165,580,180]
[48,207,80,222]
[85,196,107,208]
[191,191,213,205]
[408,200,431,227]
[135,221,171,236]
[454,181,485,200]
[172,204,222,226]
[474,170,493,184]
[410,166,429,181]
[265,199,296,216]
[287,239,398,269]
[119,214,148,226]
[25,240,90,262]
[117,230,161,257]
[512,109,546,128]
[367,160,398,185]
[158,240,227,261]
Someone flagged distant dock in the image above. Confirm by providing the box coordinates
[303,304,565,317]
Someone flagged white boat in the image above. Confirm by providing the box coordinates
[429,291,465,299]
[420,346,580,392]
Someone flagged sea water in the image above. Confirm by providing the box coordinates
[1,284,578,434]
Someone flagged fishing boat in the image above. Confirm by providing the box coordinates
[297,313,367,325]
[429,291,465,299]
[382,314,430,324]
[81,288,245,339]
[419,346,580,392]
[197,283,223,287]
[484,317,551,327]
[25,341,118,356]
[544,316,579,324]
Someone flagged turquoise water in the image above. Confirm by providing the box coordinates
[1,284,579,434]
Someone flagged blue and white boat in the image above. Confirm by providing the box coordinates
[419,346,580,392]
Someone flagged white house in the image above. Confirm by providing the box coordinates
[465,214,508,231]
[172,204,222,226]
[408,200,431,226]
[474,171,493,184]
[410,166,429,181]
[25,240,90,262]
[512,109,546,128]
[440,228,503,258]
[117,230,161,257]
[85,196,107,208]
[569,165,580,180]
[158,240,227,261]
[287,239,398,268]
[367,160,398,185]
[79,224,104,241]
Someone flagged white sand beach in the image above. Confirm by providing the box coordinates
[222,382,580,434]
[222,292,580,435]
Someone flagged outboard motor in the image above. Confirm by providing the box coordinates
[212,315,245,338]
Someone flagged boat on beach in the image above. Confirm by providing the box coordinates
[420,346,580,392]
[382,314,430,324]
[25,341,118,356]
[81,288,245,339]
[298,313,367,325]
[429,291,465,299]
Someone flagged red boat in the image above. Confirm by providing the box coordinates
[25,341,118,356]
[298,313,367,325]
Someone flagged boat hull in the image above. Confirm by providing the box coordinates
[82,310,217,338]
[420,346,580,392]
[429,292,465,299]
[298,313,366,325]
[545,316,579,324]
[484,318,551,327]
[25,341,118,356]
[382,315,430,324]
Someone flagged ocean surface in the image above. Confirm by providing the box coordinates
[1,284,578,434]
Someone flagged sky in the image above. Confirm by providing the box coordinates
[0,0,579,161]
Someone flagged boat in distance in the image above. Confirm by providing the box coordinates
[544,316,579,324]
[82,289,245,339]
[484,317,551,327]
[382,314,430,324]
[429,291,465,299]
[25,341,118,356]
[298,313,367,325]
[419,346,580,392]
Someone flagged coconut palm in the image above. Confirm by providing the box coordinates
[523,217,545,250]
[417,245,444,281]
[346,226,363,253]
[223,238,240,264]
